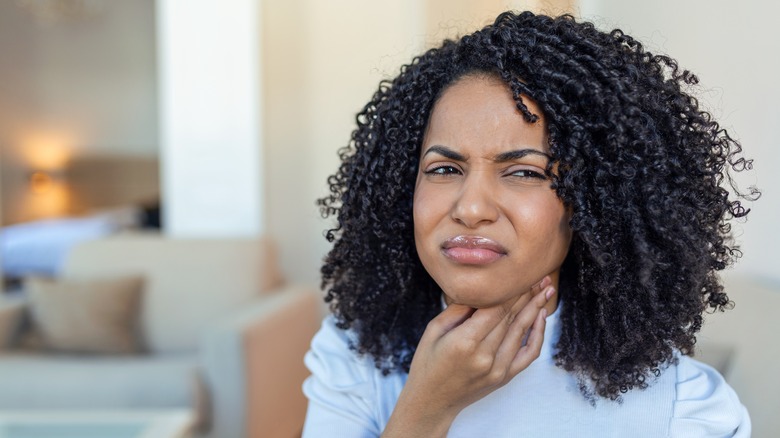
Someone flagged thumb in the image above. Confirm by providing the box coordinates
[425,303,476,338]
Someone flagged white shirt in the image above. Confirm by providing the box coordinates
[302,310,750,437]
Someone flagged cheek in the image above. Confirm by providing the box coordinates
[412,184,430,256]
[412,182,452,271]
[549,205,572,258]
[511,193,571,252]
[559,208,573,244]
[412,183,438,238]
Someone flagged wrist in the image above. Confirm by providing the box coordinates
[382,390,460,437]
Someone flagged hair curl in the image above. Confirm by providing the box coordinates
[318,11,758,400]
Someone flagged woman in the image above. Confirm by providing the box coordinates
[304,11,754,437]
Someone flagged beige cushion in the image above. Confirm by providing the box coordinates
[24,276,144,354]
[0,299,26,348]
[61,235,284,353]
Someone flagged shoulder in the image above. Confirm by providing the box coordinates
[671,355,751,437]
[304,315,376,395]
[302,315,405,435]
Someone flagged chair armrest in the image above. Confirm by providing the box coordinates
[200,285,323,438]
[0,298,26,349]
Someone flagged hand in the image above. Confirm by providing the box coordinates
[382,277,556,437]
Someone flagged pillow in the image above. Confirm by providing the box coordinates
[24,276,144,354]
[0,299,26,348]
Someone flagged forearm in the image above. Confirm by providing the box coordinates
[381,390,459,438]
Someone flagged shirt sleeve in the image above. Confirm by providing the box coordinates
[302,316,381,438]
[670,357,751,437]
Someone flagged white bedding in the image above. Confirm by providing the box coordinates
[0,207,141,278]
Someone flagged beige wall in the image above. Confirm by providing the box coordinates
[577,2,780,434]
[426,0,575,43]
[0,1,158,224]
[577,0,780,283]
[0,1,158,158]
[263,0,425,284]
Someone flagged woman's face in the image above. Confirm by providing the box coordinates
[413,74,572,308]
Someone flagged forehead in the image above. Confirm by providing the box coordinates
[422,75,548,155]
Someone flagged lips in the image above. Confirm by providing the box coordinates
[441,235,508,265]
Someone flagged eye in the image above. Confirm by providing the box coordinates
[424,165,462,176]
[507,168,546,179]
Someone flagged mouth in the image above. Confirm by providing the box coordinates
[441,235,508,265]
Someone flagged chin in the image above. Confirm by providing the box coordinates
[435,269,520,307]
[443,289,510,309]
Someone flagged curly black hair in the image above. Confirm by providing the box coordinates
[317,11,758,400]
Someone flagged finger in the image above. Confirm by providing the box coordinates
[508,307,547,375]
[423,303,476,340]
[493,286,554,369]
[530,275,552,297]
[454,289,533,352]
[476,289,535,350]
[459,276,550,346]
[509,284,554,339]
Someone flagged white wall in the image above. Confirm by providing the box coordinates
[577,0,780,283]
[157,0,264,237]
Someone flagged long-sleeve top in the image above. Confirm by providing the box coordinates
[302,308,750,437]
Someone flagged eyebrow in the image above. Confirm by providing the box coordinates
[494,149,552,162]
[422,145,551,162]
[422,145,466,161]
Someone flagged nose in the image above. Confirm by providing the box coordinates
[450,172,500,228]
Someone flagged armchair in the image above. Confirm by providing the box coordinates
[0,234,323,438]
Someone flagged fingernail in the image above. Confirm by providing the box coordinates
[544,286,555,300]
[541,308,548,319]
[540,276,552,289]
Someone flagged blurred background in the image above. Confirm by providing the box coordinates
[0,0,776,437]
[0,0,776,285]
